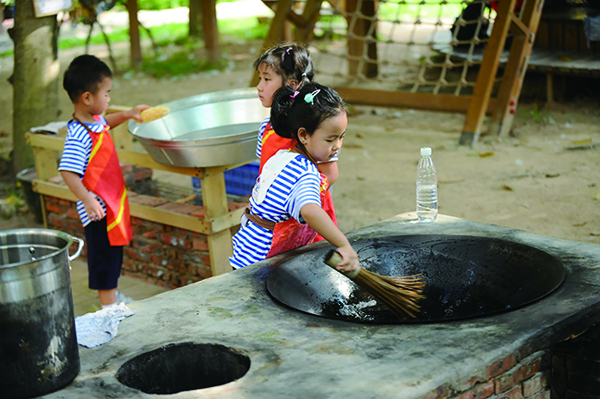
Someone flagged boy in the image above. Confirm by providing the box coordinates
[59,54,149,309]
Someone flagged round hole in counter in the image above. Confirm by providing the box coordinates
[116,342,250,394]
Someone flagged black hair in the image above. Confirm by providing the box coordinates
[63,54,113,103]
[254,42,314,88]
[270,82,345,142]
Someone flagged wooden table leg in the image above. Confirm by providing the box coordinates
[201,167,233,276]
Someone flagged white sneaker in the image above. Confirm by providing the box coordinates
[116,291,134,305]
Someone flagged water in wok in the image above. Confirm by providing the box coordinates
[266,235,566,323]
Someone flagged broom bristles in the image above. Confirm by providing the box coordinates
[324,250,425,319]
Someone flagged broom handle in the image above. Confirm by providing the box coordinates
[324,250,361,279]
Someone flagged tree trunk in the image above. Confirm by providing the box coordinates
[11,0,60,175]
[201,0,220,63]
[127,0,142,68]
[189,0,202,38]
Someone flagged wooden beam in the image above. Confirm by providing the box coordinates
[510,13,530,37]
[25,133,206,177]
[335,87,497,114]
[250,0,294,87]
[491,0,545,138]
[295,0,322,43]
[459,0,517,146]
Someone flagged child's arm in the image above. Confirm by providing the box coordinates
[104,104,151,128]
[60,170,105,222]
[301,203,358,272]
[317,161,338,187]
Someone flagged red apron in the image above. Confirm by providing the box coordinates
[259,123,337,258]
[77,116,132,246]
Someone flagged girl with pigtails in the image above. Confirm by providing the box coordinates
[253,43,339,257]
[230,83,358,273]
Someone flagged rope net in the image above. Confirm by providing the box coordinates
[309,0,504,96]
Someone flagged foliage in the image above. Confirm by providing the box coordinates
[137,0,236,11]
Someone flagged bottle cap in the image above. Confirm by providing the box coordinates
[420,147,432,156]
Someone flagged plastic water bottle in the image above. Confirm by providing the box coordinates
[416,147,438,222]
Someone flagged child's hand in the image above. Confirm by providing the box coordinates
[335,245,359,273]
[129,104,151,123]
[83,196,105,222]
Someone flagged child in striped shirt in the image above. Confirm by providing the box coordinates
[254,43,339,256]
[230,83,358,273]
[59,55,149,309]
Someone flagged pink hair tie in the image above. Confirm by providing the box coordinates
[290,91,299,99]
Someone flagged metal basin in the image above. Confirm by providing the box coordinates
[128,88,269,167]
[266,235,566,323]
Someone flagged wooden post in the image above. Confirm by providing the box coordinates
[295,0,322,44]
[346,0,378,78]
[490,0,545,138]
[250,0,294,87]
[31,145,58,228]
[126,0,142,68]
[459,0,517,146]
[202,0,220,63]
[200,166,232,276]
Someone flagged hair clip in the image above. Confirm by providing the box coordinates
[301,72,307,77]
[286,48,292,54]
[304,89,320,104]
[290,91,299,99]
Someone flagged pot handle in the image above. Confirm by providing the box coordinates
[69,237,85,262]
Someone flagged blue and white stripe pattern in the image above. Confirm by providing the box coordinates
[230,153,321,269]
[256,116,270,158]
[58,117,108,227]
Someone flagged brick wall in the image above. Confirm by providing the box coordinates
[551,324,600,398]
[420,349,550,399]
[44,167,246,289]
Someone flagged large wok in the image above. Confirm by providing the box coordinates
[266,235,566,323]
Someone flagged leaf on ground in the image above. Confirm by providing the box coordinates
[594,190,600,201]
[344,143,364,149]
[590,232,600,237]
[356,176,365,181]
[572,138,592,145]
[573,222,587,227]
[355,133,363,139]
[545,173,560,178]
[501,184,514,191]
[439,179,465,184]
[479,152,494,158]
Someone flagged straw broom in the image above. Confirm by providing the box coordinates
[324,250,426,319]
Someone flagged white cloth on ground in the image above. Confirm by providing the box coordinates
[75,303,135,348]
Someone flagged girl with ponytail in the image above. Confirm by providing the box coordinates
[231,83,358,273]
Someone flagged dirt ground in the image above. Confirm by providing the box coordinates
[1,38,599,247]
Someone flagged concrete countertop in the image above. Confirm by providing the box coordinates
[47,214,600,399]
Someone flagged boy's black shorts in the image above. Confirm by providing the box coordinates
[84,218,124,290]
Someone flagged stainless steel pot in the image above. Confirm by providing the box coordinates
[0,228,84,399]
[127,88,269,167]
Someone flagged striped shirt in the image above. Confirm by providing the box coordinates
[58,117,108,227]
[256,116,339,162]
[230,152,321,269]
